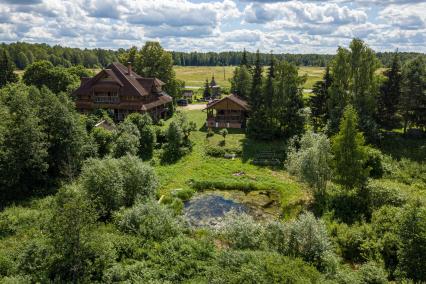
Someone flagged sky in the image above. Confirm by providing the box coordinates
[0,0,425,54]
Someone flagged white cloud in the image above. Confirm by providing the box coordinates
[0,0,423,53]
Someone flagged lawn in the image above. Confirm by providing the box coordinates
[154,108,309,219]
[174,66,325,91]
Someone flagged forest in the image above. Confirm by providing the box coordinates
[0,39,425,283]
[1,41,425,69]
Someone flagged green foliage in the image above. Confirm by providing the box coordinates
[125,113,156,160]
[230,65,252,100]
[80,156,158,218]
[309,66,332,130]
[378,52,402,128]
[332,221,380,263]
[46,185,116,282]
[112,121,140,158]
[0,83,48,198]
[32,86,96,180]
[286,130,332,212]
[23,60,80,93]
[332,106,370,189]
[221,212,266,250]
[219,128,228,141]
[400,56,426,132]
[359,261,389,284]
[205,250,323,284]
[0,49,18,88]
[132,41,181,99]
[115,201,185,242]
[91,127,113,157]
[397,201,426,281]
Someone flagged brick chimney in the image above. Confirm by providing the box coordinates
[127,62,132,75]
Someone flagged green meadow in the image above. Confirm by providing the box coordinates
[174,66,325,91]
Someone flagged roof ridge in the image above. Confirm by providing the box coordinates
[111,63,148,96]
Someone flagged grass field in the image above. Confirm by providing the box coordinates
[174,66,325,91]
[154,108,308,219]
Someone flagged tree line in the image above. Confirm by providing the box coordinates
[1,42,425,70]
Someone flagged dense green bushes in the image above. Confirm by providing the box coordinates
[80,155,158,218]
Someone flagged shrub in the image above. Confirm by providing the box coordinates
[287,212,333,270]
[172,188,195,201]
[365,147,384,178]
[17,237,53,283]
[221,212,266,250]
[206,250,323,284]
[367,179,407,209]
[397,201,426,281]
[264,221,291,254]
[115,201,185,242]
[334,222,380,263]
[80,156,158,217]
[205,145,242,158]
[359,261,388,284]
[147,235,215,282]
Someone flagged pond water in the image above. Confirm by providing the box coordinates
[184,194,248,227]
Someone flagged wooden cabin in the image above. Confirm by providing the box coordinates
[205,94,249,128]
[72,62,172,121]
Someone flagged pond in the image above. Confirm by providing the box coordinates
[184,194,248,227]
[184,190,282,227]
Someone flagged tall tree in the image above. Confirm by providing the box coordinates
[241,48,249,67]
[203,79,211,99]
[332,105,369,189]
[264,53,275,114]
[400,56,426,133]
[32,86,95,180]
[0,48,18,88]
[230,65,252,100]
[125,113,156,160]
[0,84,48,198]
[250,50,263,110]
[309,66,332,130]
[349,39,381,141]
[275,60,305,138]
[328,47,351,134]
[377,51,402,128]
[134,42,181,100]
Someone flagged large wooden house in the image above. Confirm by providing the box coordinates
[205,94,249,128]
[72,62,172,121]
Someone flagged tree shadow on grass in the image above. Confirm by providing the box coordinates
[379,131,426,162]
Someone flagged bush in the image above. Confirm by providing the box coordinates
[172,188,195,201]
[80,156,158,217]
[333,222,380,263]
[115,201,185,242]
[365,147,384,178]
[147,235,215,282]
[359,262,388,284]
[367,179,407,209]
[205,145,242,158]
[264,221,291,254]
[287,212,333,270]
[221,212,266,250]
[206,250,323,284]
[17,237,53,283]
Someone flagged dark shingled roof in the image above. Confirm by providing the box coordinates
[205,94,249,111]
[72,62,166,98]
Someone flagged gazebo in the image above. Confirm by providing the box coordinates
[205,94,249,129]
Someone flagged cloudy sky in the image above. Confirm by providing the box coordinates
[0,0,425,53]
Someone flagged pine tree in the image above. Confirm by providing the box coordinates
[0,49,18,88]
[265,53,275,113]
[203,79,211,99]
[378,51,402,128]
[250,50,263,109]
[400,56,426,133]
[309,66,332,130]
[241,48,249,67]
[332,105,369,189]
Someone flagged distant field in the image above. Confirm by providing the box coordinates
[174,66,325,91]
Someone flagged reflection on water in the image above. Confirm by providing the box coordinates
[184,194,247,227]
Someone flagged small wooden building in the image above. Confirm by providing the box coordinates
[205,94,249,128]
[182,90,194,101]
